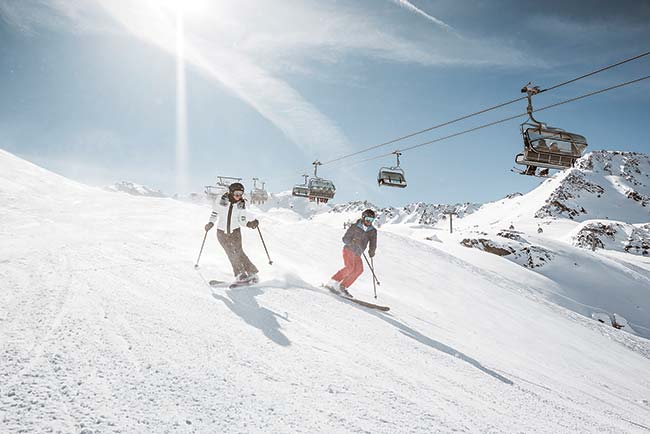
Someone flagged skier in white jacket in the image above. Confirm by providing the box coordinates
[204,182,259,284]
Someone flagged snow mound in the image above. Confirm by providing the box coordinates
[106,181,166,197]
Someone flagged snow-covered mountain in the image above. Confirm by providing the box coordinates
[428,150,650,340]
[329,200,481,226]
[250,193,481,229]
[105,181,166,198]
[2,148,649,433]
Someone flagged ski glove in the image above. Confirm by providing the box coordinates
[204,222,214,232]
[246,219,259,229]
[369,251,375,258]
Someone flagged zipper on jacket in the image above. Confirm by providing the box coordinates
[227,203,234,234]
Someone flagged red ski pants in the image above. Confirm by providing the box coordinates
[331,247,363,288]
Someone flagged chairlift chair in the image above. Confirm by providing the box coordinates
[292,174,310,198]
[215,175,242,188]
[307,161,336,203]
[378,151,407,188]
[205,175,243,200]
[514,84,588,176]
[204,185,223,200]
[308,177,336,203]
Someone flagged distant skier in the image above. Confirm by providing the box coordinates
[204,182,259,285]
[327,209,377,297]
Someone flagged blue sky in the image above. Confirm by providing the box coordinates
[1,0,649,207]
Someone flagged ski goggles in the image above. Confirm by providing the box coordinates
[364,216,375,222]
[232,191,244,197]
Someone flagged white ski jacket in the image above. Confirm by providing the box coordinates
[209,194,249,234]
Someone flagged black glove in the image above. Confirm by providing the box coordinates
[204,222,214,232]
[369,251,375,258]
[246,219,259,229]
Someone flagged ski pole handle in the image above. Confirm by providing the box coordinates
[195,230,209,269]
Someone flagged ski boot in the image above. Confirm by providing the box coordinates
[338,285,353,298]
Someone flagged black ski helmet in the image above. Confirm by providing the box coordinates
[362,209,376,219]
[229,182,245,194]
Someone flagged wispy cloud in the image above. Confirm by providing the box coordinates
[1,0,540,156]
[389,0,454,31]
[94,0,351,156]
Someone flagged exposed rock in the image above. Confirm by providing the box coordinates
[461,238,513,256]
[535,171,603,219]
[460,238,554,268]
[497,230,527,243]
[534,151,650,221]
[572,221,650,256]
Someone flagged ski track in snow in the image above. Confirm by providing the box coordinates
[1,149,650,433]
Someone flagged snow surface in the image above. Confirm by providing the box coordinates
[1,148,650,433]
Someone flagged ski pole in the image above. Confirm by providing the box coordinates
[362,253,380,298]
[257,226,273,265]
[362,252,380,285]
[371,257,378,299]
[194,230,209,269]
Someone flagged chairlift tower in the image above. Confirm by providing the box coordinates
[444,208,458,234]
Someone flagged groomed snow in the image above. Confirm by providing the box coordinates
[1,149,649,433]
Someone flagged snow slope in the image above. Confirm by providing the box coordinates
[1,148,649,433]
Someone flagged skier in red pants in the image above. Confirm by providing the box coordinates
[328,209,377,297]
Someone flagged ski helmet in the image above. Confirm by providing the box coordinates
[229,182,245,194]
[362,209,376,219]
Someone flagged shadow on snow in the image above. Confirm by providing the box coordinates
[211,285,291,347]
[324,285,514,386]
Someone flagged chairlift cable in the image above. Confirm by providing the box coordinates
[540,50,650,93]
[320,95,527,165]
[335,73,650,168]
[281,52,649,190]
[312,50,650,169]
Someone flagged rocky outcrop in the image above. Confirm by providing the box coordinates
[461,237,554,268]
[571,221,650,256]
[534,151,650,221]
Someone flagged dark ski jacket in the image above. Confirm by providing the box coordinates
[342,219,377,257]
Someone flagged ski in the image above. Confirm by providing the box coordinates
[210,277,260,289]
[323,285,390,312]
[229,276,260,289]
